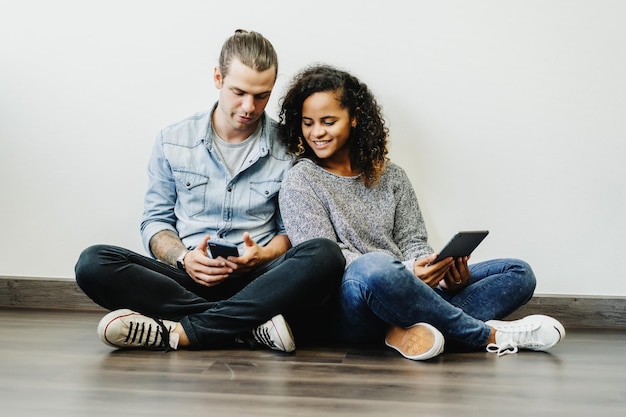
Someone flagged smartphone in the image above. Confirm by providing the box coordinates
[431,230,489,264]
[207,241,240,259]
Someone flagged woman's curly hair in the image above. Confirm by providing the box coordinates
[277,64,389,187]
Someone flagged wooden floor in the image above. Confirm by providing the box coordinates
[1,308,625,417]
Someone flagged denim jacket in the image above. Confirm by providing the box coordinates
[140,105,292,257]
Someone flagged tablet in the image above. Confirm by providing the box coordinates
[431,230,489,264]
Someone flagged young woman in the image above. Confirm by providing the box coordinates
[277,64,565,360]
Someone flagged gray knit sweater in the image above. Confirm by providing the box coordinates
[279,159,434,270]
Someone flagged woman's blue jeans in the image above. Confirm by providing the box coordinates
[74,238,345,349]
[331,252,536,349]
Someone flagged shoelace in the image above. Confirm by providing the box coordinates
[486,321,543,356]
[124,318,173,352]
[486,342,519,356]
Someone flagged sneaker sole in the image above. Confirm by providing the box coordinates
[268,314,296,353]
[385,323,444,360]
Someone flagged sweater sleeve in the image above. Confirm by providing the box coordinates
[279,166,336,243]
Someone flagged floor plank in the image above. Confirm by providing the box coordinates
[1,308,625,416]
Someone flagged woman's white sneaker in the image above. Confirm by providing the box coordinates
[385,322,445,361]
[486,314,565,356]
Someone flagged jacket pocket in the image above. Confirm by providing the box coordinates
[173,170,208,217]
[248,180,281,221]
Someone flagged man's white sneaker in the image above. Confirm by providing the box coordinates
[97,309,180,351]
[486,314,565,356]
[385,322,445,361]
[249,314,296,353]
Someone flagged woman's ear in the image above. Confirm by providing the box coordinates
[351,107,360,127]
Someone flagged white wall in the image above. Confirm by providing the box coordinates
[1,0,624,296]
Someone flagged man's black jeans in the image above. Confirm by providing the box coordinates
[75,238,345,348]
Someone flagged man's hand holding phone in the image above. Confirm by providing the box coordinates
[182,237,239,287]
[184,233,272,287]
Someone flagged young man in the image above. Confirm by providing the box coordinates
[75,30,345,352]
